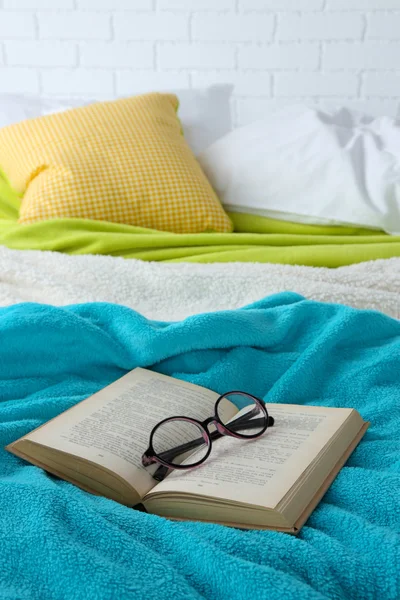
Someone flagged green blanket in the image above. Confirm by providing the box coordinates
[1,170,399,267]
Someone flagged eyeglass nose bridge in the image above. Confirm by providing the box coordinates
[203,416,228,437]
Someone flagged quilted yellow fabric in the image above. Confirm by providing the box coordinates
[0,93,232,233]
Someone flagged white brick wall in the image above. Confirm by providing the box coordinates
[1,0,400,126]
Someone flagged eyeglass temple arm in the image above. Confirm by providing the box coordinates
[152,412,274,482]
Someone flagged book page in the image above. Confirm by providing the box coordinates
[147,404,352,509]
[23,368,234,498]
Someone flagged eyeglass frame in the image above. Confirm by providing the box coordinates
[141,391,274,481]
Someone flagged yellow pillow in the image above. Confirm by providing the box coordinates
[0,93,232,233]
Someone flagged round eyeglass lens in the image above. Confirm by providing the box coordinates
[152,418,210,468]
[217,393,267,438]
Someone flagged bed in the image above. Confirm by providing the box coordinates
[0,240,399,600]
[0,97,399,600]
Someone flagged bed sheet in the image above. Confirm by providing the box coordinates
[0,246,399,320]
[1,293,399,599]
[2,174,400,267]
[1,214,400,267]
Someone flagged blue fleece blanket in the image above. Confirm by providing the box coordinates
[1,293,399,600]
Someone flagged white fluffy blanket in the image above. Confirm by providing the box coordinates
[0,246,399,320]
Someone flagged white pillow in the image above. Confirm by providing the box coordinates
[0,85,233,156]
[0,95,92,128]
[175,86,233,155]
[199,104,400,235]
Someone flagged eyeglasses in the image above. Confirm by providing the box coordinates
[141,391,274,482]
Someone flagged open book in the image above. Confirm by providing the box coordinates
[7,368,368,533]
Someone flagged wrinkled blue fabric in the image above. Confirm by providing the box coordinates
[0,292,399,600]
